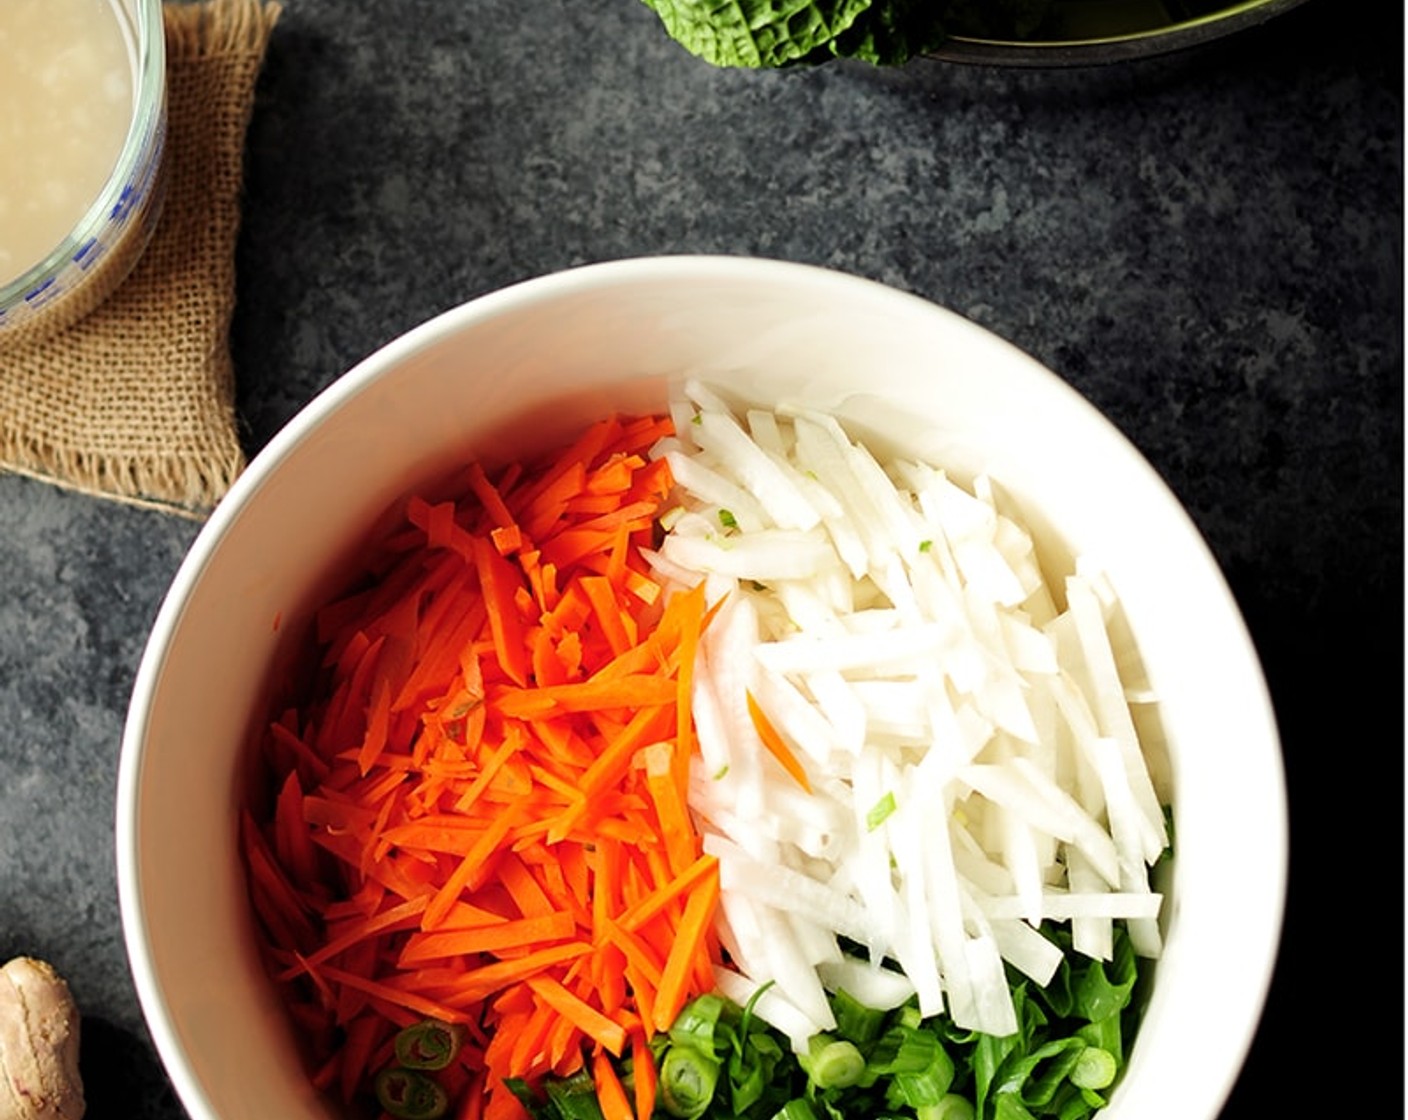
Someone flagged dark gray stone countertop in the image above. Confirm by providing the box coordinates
[1,1,1401,1116]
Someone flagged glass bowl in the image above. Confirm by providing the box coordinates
[0,0,167,349]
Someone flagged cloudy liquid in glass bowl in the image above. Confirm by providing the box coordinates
[0,0,135,285]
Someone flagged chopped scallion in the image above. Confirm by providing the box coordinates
[1070,1045,1118,1090]
[393,1019,466,1071]
[659,1043,721,1119]
[917,1094,977,1120]
[373,1068,450,1120]
[803,1033,866,1089]
[515,924,1150,1120]
[866,791,897,831]
[831,987,888,1046]
[544,1069,608,1120]
[670,992,727,1051]
[770,1100,819,1120]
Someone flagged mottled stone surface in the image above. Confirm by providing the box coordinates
[0,1,1400,1117]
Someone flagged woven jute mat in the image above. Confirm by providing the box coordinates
[0,0,281,519]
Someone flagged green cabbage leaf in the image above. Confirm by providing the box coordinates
[639,0,952,67]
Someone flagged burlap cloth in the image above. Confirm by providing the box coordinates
[0,0,281,519]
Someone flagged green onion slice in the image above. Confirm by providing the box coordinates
[373,1068,450,1120]
[394,1019,467,1071]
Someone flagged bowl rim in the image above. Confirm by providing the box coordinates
[928,0,1309,66]
[117,253,1290,1120]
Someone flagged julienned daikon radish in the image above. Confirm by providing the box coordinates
[646,380,1169,1047]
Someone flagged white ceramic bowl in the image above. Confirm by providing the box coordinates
[117,256,1287,1120]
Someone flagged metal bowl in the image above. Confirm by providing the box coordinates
[930,0,1310,66]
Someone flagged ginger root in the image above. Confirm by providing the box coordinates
[0,958,84,1120]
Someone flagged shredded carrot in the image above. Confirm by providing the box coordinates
[746,688,813,792]
[641,741,699,879]
[424,799,530,929]
[465,461,517,531]
[457,1069,488,1120]
[357,676,393,776]
[525,974,627,1056]
[495,674,677,718]
[273,769,318,889]
[244,414,723,1119]
[472,536,531,688]
[398,911,577,966]
[279,895,428,979]
[315,962,473,1026]
[338,1013,386,1105]
[503,1001,555,1079]
[581,575,635,657]
[591,1048,635,1120]
[650,861,721,1034]
[618,853,719,934]
[631,1031,658,1120]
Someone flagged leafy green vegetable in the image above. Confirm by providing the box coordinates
[635,0,1089,67]
[523,921,1152,1118]
[825,0,951,64]
[638,0,950,67]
